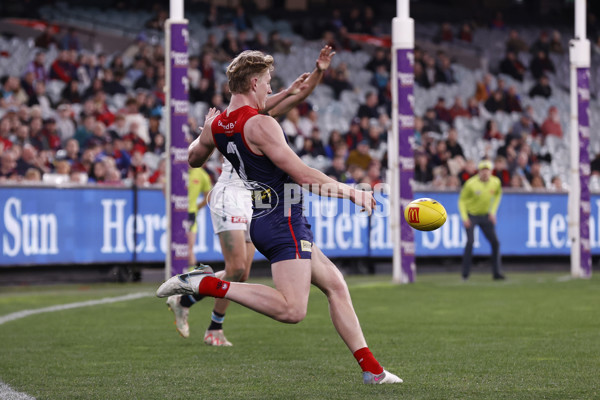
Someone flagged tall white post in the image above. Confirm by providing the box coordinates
[165,0,189,279]
[391,0,416,283]
[568,0,592,278]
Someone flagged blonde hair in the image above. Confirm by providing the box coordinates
[226,50,274,94]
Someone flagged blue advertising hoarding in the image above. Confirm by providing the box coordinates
[1,187,599,266]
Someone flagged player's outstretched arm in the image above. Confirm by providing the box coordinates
[266,45,336,118]
[246,114,376,215]
[189,107,219,168]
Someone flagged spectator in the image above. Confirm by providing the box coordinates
[505,29,528,54]
[484,120,503,140]
[325,130,344,159]
[145,9,168,31]
[458,23,473,43]
[203,5,224,29]
[74,114,95,148]
[26,51,48,83]
[366,48,390,73]
[85,121,109,148]
[493,155,511,187]
[102,69,126,95]
[134,66,156,91]
[434,22,454,43]
[550,175,564,191]
[356,92,379,119]
[63,138,86,172]
[0,150,18,181]
[16,144,41,176]
[466,96,480,117]
[298,108,319,137]
[366,124,386,161]
[490,11,505,30]
[61,80,82,104]
[24,168,42,182]
[346,140,372,170]
[529,75,552,99]
[422,108,442,134]
[41,118,61,150]
[484,90,506,114]
[414,152,433,183]
[549,30,564,54]
[414,62,430,88]
[323,63,354,99]
[504,86,523,113]
[280,107,303,150]
[422,53,438,87]
[445,128,464,158]
[56,104,76,143]
[540,106,563,139]
[0,76,23,108]
[530,31,551,56]
[366,161,382,187]
[35,26,58,49]
[527,161,546,187]
[309,127,327,157]
[449,96,470,121]
[325,155,350,182]
[435,53,455,84]
[345,118,363,150]
[458,159,477,184]
[509,113,534,142]
[474,73,493,102]
[433,97,451,123]
[232,6,252,31]
[248,31,268,52]
[60,27,81,51]
[88,160,106,183]
[49,50,74,83]
[530,51,555,80]
[268,30,291,55]
[220,31,240,59]
[499,51,526,81]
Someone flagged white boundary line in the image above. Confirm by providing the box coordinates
[0,291,154,400]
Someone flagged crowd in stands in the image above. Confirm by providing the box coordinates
[1,5,598,192]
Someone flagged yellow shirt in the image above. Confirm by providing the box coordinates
[188,167,212,213]
[458,174,502,221]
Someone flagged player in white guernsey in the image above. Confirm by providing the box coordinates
[166,46,336,345]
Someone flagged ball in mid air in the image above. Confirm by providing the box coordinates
[404,198,447,231]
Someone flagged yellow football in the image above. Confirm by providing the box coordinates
[404,198,447,231]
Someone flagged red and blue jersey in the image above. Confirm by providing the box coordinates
[210,105,313,262]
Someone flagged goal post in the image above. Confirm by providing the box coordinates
[390,0,416,283]
[164,0,190,279]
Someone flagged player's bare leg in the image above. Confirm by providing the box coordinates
[310,245,402,384]
[205,230,253,346]
[223,259,312,323]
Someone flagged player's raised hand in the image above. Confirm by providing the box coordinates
[352,189,377,216]
[287,72,310,95]
[204,107,220,125]
[316,45,336,72]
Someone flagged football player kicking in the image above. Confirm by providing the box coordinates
[166,46,338,347]
[158,49,402,384]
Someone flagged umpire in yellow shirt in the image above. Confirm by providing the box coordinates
[458,159,505,280]
[188,167,212,267]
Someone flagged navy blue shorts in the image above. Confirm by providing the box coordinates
[250,203,313,263]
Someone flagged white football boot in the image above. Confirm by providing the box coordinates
[166,295,190,338]
[203,329,233,346]
[156,264,214,298]
[363,370,403,384]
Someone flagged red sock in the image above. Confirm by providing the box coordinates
[353,347,384,374]
[198,277,230,298]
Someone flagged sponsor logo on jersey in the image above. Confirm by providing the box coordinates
[300,240,312,252]
[231,216,248,224]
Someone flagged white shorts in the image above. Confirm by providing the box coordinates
[209,181,253,242]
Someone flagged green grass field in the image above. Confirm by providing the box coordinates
[0,272,599,400]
